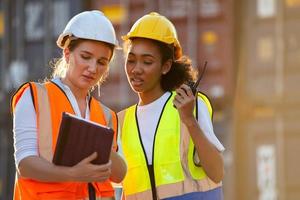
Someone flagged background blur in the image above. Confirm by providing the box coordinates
[0,0,299,199]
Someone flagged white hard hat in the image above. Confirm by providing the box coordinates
[56,10,118,49]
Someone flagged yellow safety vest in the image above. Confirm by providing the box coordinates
[118,92,222,200]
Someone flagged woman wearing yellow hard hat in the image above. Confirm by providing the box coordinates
[11,10,126,200]
[118,12,225,199]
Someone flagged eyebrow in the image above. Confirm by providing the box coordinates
[81,50,110,61]
[128,52,155,58]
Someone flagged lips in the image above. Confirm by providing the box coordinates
[82,75,95,81]
[130,77,143,87]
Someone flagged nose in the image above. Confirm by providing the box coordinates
[131,61,143,75]
[87,60,97,73]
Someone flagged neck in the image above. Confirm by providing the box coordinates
[61,77,88,101]
[138,88,165,106]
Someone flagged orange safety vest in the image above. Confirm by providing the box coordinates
[11,81,118,200]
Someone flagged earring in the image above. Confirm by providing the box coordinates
[97,81,101,97]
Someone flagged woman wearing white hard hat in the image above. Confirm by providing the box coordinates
[11,10,126,200]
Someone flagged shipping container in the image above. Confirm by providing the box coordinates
[234,0,300,199]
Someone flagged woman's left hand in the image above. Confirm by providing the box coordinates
[173,84,196,125]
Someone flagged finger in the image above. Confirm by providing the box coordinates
[100,160,112,168]
[94,160,112,171]
[93,167,111,177]
[93,167,112,181]
[173,98,182,109]
[175,92,185,101]
[176,84,189,96]
[176,87,187,97]
[181,84,194,97]
[80,152,97,164]
[174,94,184,104]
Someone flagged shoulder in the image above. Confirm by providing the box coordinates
[10,82,48,117]
[12,82,34,98]
[117,109,126,117]
[11,82,35,112]
[197,92,212,107]
[117,110,126,122]
[196,91,213,120]
[100,101,115,114]
[117,104,136,114]
[117,104,136,122]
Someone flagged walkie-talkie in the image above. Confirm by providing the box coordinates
[187,61,208,95]
[173,61,207,109]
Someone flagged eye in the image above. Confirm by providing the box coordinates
[126,58,135,64]
[81,54,90,60]
[97,60,108,66]
[144,60,153,65]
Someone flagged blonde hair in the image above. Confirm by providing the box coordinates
[51,57,68,79]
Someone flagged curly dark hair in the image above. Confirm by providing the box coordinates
[152,40,197,91]
[124,38,197,92]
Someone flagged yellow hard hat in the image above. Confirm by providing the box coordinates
[122,12,182,59]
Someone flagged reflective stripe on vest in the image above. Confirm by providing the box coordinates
[34,83,53,161]
[119,92,221,199]
[12,81,117,200]
[188,92,213,179]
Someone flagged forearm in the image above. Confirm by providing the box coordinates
[109,151,127,183]
[184,118,224,183]
[18,156,72,182]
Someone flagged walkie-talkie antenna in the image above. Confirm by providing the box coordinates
[193,61,207,90]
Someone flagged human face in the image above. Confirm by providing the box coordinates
[125,38,170,99]
[64,40,112,95]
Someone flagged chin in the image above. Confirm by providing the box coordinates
[129,84,142,92]
[77,83,93,91]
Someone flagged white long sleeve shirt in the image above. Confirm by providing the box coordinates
[13,78,90,166]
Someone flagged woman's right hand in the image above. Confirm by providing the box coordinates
[69,152,112,182]
[17,152,111,183]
